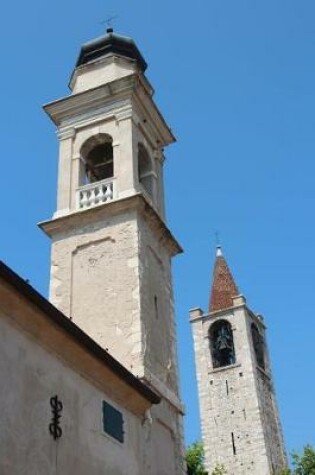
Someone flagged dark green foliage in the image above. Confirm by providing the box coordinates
[275,445,315,475]
[185,442,208,475]
[292,445,315,475]
[185,444,315,475]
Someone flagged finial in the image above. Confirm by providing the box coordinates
[101,15,118,34]
[216,245,223,257]
[215,231,223,256]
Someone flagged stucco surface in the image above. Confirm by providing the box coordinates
[50,211,142,374]
[72,56,137,94]
[0,315,145,475]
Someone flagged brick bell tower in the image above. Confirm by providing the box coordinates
[40,28,185,474]
[190,246,287,475]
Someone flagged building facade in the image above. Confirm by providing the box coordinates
[40,28,185,474]
[0,261,161,475]
[190,246,287,474]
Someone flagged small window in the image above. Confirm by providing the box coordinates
[102,401,124,443]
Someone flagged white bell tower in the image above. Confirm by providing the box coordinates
[40,28,185,475]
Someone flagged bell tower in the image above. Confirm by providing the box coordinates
[40,29,185,474]
[190,246,287,475]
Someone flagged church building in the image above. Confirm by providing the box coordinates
[0,28,185,475]
[190,245,287,474]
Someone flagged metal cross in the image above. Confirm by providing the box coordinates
[101,15,118,30]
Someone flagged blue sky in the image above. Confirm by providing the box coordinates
[1,0,315,456]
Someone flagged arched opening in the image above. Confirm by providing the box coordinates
[80,134,113,184]
[210,320,236,369]
[138,143,154,198]
[251,323,265,369]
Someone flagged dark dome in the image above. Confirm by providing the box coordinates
[76,30,147,72]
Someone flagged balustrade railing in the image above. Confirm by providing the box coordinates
[77,178,115,209]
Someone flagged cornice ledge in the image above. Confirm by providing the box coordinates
[43,75,138,125]
[204,302,266,328]
[38,194,182,258]
[209,363,242,375]
[138,195,183,257]
[140,371,185,415]
[204,302,246,320]
[132,92,175,146]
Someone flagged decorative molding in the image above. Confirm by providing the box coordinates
[57,127,76,140]
[38,194,182,258]
[44,74,175,147]
[59,100,129,132]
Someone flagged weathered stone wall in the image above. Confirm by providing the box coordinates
[191,305,286,475]
[49,207,185,475]
[137,214,186,475]
[254,341,287,472]
[138,215,179,395]
[50,210,144,376]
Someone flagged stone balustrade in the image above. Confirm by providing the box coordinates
[77,178,115,209]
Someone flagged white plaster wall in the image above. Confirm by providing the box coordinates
[72,56,137,94]
[144,401,186,475]
[0,315,145,475]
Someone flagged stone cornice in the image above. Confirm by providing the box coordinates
[44,76,134,124]
[43,74,175,147]
[190,303,267,329]
[39,194,182,258]
[141,371,185,415]
[132,82,175,147]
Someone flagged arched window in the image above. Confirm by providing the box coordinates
[138,143,154,198]
[210,320,235,369]
[80,134,113,184]
[251,323,265,370]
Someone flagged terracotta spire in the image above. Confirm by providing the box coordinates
[209,246,239,312]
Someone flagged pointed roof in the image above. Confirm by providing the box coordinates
[209,246,239,312]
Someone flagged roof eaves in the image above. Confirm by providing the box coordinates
[0,260,160,405]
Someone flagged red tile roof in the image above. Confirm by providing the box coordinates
[209,247,239,312]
